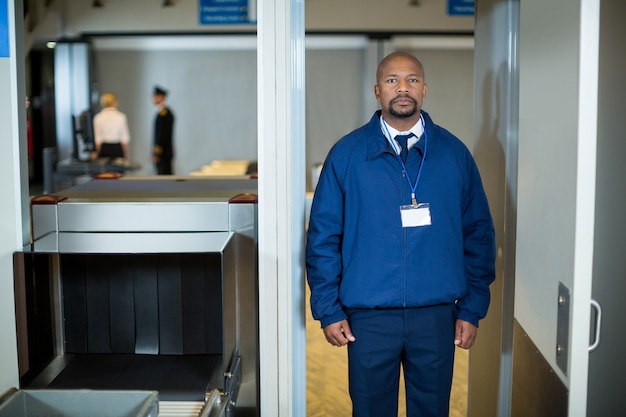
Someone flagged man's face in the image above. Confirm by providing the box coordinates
[153,94,164,105]
[374,55,427,123]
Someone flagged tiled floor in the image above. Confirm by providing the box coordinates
[306,285,468,417]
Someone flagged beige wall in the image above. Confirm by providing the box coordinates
[48,0,472,37]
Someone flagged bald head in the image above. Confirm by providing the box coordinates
[376,52,425,85]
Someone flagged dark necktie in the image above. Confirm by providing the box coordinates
[395,133,414,163]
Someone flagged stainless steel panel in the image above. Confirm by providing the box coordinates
[31,204,59,241]
[229,203,257,239]
[57,201,230,232]
[512,320,567,417]
[222,237,238,379]
[199,390,229,417]
[556,282,570,374]
[226,231,257,413]
[27,232,232,254]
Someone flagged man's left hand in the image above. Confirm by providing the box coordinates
[454,319,478,349]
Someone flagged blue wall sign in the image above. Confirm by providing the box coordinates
[0,0,9,58]
[448,0,475,16]
[199,0,256,25]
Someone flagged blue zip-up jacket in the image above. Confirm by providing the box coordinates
[306,110,495,328]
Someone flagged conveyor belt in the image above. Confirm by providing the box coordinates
[159,389,230,417]
[46,354,223,401]
[58,177,258,200]
[159,401,205,417]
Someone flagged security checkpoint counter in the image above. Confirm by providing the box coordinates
[14,176,259,417]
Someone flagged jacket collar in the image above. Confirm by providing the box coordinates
[366,110,432,161]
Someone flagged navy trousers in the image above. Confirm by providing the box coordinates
[347,304,456,417]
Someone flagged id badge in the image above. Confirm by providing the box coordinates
[400,203,431,228]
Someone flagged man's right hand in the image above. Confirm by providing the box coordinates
[323,319,356,347]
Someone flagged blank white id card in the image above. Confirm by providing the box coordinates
[400,203,431,227]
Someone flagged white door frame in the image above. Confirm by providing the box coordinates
[257,0,307,415]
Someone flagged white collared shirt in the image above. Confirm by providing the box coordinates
[93,107,131,145]
[379,115,424,156]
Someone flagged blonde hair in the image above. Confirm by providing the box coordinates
[100,93,118,108]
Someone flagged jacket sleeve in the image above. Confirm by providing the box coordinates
[306,154,348,328]
[454,153,496,327]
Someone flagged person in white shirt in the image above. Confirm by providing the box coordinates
[92,92,130,160]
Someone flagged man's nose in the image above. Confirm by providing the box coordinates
[396,79,410,91]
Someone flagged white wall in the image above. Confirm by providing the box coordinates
[90,38,474,187]
[94,46,258,176]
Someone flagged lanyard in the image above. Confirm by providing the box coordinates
[382,116,429,207]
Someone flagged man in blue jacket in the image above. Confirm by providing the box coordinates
[306,51,496,417]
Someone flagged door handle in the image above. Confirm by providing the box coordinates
[589,299,602,352]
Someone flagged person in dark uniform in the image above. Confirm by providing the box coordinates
[152,86,175,175]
